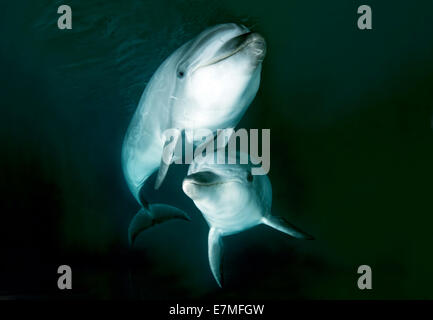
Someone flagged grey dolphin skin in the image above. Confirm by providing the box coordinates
[122,24,266,243]
[182,152,313,287]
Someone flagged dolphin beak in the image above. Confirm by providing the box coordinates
[182,171,223,199]
[245,32,266,63]
[183,171,222,186]
[203,32,267,67]
[182,171,223,198]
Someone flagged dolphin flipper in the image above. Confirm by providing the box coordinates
[262,215,314,240]
[155,129,181,190]
[128,204,190,245]
[208,228,224,288]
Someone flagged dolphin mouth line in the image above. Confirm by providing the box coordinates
[187,181,226,187]
[185,180,237,187]
[195,33,260,70]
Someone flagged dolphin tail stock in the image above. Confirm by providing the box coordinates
[154,129,182,190]
[208,227,224,288]
[128,203,191,245]
[262,215,314,240]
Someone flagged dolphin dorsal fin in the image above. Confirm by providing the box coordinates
[154,129,181,189]
[262,215,314,240]
[208,228,224,288]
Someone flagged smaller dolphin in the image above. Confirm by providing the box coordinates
[182,152,313,287]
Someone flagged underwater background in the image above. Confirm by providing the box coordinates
[1,0,433,299]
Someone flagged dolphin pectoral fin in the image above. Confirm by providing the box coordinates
[128,204,191,245]
[154,130,181,190]
[262,216,314,240]
[154,162,170,190]
[208,228,224,288]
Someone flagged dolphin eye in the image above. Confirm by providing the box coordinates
[177,70,185,78]
[247,172,253,182]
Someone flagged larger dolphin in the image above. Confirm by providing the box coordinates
[122,24,266,243]
[182,151,313,287]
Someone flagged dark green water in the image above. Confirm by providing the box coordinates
[1,0,433,299]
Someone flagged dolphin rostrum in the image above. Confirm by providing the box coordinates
[182,151,313,287]
[122,24,266,243]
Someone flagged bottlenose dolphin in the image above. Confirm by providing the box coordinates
[122,24,266,243]
[182,152,313,287]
